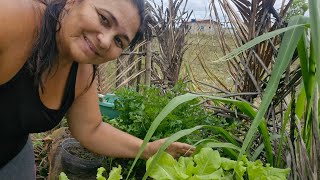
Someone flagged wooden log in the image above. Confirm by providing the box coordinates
[145,41,152,87]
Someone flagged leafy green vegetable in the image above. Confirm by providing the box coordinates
[146,147,290,180]
[97,167,107,180]
[176,157,195,178]
[191,168,224,180]
[108,165,123,180]
[193,148,221,175]
[221,157,237,170]
[59,166,123,180]
[244,159,290,180]
[59,172,69,180]
[146,152,181,179]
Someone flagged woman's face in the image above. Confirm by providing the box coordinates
[57,0,140,64]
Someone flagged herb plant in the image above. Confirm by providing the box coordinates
[107,82,228,143]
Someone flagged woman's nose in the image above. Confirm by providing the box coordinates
[97,33,112,50]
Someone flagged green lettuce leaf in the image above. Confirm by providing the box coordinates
[193,148,221,175]
[221,157,236,170]
[246,160,290,180]
[59,172,69,180]
[191,168,224,180]
[108,165,123,180]
[146,147,289,180]
[97,167,106,180]
[221,157,246,180]
[234,161,246,180]
[174,156,195,179]
[223,171,235,180]
[147,152,180,179]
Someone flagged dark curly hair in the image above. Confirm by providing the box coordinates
[28,0,144,90]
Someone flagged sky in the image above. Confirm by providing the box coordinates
[152,0,292,20]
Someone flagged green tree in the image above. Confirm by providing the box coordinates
[285,0,309,20]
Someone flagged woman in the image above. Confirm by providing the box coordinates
[0,0,194,179]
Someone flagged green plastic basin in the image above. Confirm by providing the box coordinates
[99,94,119,119]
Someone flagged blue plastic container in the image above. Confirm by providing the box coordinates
[99,94,120,119]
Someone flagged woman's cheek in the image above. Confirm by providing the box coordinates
[102,49,120,62]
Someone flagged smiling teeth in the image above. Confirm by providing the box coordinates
[84,36,100,56]
[84,36,93,49]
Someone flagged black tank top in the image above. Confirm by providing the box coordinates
[0,62,78,168]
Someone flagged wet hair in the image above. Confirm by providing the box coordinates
[28,0,145,90]
[128,0,144,47]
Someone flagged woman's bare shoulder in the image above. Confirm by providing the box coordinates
[0,0,44,85]
[0,0,41,52]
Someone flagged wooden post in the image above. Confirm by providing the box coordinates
[116,58,122,87]
[145,40,152,87]
[169,0,174,28]
[128,52,136,87]
[136,46,143,92]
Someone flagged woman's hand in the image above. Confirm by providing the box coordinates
[144,138,195,160]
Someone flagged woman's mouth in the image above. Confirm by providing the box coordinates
[83,35,100,56]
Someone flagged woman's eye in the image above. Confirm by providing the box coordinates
[98,13,110,26]
[114,37,123,49]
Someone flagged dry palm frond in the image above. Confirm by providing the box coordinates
[146,0,192,87]
[209,0,296,102]
[97,41,147,93]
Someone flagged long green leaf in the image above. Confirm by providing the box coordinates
[297,31,316,147]
[309,0,320,95]
[238,16,309,160]
[303,45,317,149]
[298,32,311,96]
[216,24,306,63]
[204,142,241,152]
[208,125,240,147]
[308,0,320,151]
[296,86,307,120]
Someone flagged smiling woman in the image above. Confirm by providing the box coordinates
[0,0,194,179]
[57,0,140,64]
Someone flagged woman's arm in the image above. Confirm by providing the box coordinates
[67,65,194,159]
[66,83,151,159]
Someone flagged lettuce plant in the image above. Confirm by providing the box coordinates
[146,148,290,180]
[59,165,122,180]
